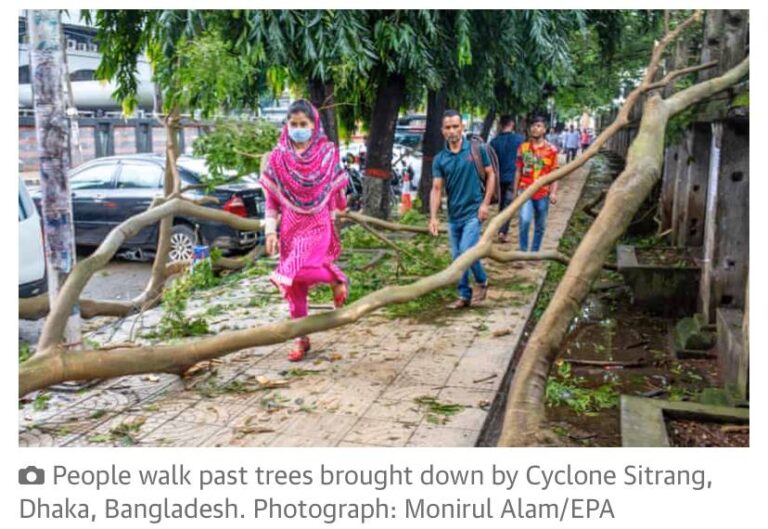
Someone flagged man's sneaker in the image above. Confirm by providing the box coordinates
[472,282,489,303]
[447,298,471,310]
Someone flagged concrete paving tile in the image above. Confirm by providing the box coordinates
[439,406,490,431]
[341,418,415,447]
[437,386,498,408]
[278,413,359,444]
[361,399,424,424]
[269,434,337,447]
[175,401,250,426]
[203,425,281,447]
[407,424,479,447]
[383,374,443,402]
[76,389,143,412]
[401,354,458,385]
[138,421,223,447]
[444,368,504,391]
[19,429,70,447]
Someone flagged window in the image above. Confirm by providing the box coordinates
[70,164,116,190]
[69,69,96,82]
[116,163,163,189]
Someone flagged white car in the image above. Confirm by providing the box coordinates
[19,176,47,298]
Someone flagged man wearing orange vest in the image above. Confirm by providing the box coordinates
[514,115,559,252]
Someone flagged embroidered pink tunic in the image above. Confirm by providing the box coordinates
[259,102,348,317]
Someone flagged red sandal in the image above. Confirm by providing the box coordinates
[288,337,311,362]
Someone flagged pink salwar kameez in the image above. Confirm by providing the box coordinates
[260,102,349,323]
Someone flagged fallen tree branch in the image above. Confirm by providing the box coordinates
[646,61,718,91]
[36,198,265,351]
[499,55,749,446]
[488,248,618,271]
[338,210,445,234]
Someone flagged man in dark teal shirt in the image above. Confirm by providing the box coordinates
[429,110,496,309]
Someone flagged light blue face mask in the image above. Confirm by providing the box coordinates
[289,127,312,143]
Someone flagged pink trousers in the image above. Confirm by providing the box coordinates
[286,265,338,319]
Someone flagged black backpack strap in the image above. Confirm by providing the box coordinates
[469,137,486,185]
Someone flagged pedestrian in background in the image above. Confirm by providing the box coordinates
[490,115,524,243]
[514,115,559,252]
[564,125,580,163]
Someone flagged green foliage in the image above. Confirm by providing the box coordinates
[172,32,259,116]
[399,208,428,226]
[19,341,32,364]
[89,417,146,446]
[310,231,453,317]
[414,396,465,425]
[340,225,385,249]
[192,118,279,187]
[33,393,51,411]
[154,262,214,340]
[665,105,697,147]
[545,361,619,414]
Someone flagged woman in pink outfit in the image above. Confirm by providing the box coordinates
[260,100,349,361]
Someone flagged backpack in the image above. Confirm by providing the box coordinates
[469,135,501,205]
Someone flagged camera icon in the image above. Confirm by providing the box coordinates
[19,466,45,485]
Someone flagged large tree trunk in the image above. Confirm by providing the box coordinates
[499,57,750,446]
[363,72,406,219]
[418,88,447,213]
[480,105,496,141]
[28,9,82,347]
[308,78,339,145]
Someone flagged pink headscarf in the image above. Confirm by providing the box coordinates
[261,101,348,215]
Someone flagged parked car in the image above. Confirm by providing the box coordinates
[31,154,266,262]
[19,176,47,298]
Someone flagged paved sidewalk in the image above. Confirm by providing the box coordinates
[19,164,589,447]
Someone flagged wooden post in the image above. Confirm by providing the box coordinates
[680,123,712,247]
[671,137,693,245]
[699,123,721,322]
[659,144,680,232]
[699,119,749,322]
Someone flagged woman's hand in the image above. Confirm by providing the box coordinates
[266,234,279,256]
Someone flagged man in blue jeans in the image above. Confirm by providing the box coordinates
[515,115,559,252]
[490,115,524,243]
[429,110,497,309]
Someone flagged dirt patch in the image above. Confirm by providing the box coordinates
[667,419,749,447]
[635,246,698,267]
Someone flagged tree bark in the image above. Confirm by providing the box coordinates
[133,108,181,311]
[28,9,82,347]
[499,57,749,446]
[418,88,447,213]
[480,105,496,141]
[363,72,406,219]
[309,78,339,145]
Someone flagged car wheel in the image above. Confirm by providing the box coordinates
[168,224,197,262]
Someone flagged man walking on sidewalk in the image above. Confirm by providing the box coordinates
[429,110,497,309]
[515,115,559,252]
[564,125,580,163]
[490,115,524,243]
